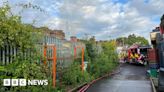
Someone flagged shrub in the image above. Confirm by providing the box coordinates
[61,62,91,86]
[85,40,119,78]
[0,59,57,92]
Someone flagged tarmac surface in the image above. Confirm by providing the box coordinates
[86,63,152,92]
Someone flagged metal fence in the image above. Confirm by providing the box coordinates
[44,35,85,68]
[0,45,17,65]
[0,35,85,67]
[0,34,89,88]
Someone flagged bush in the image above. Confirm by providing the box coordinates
[85,40,119,78]
[0,59,59,92]
[88,53,118,78]
[62,62,91,86]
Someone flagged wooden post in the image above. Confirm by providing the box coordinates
[43,45,47,65]
[52,45,57,87]
[74,47,76,59]
[81,47,84,72]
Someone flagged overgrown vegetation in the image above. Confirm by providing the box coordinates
[62,61,91,85]
[0,4,42,49]
[85,38,119,78]
[0,3,119,92]
[58,38,119,91]
[0,60,57,92]
[0,4,56,92]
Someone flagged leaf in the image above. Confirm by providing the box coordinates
[0,66,5,71]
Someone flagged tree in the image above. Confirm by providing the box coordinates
[0,4,42,50]
[116,34,149,46]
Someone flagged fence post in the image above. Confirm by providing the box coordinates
[52,45,57,87]
[74,47,76,59]
[43,45,47,65]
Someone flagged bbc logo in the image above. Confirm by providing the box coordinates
[3,79,26,86]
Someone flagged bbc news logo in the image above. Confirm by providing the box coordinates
[3,79,48,86]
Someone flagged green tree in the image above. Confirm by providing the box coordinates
[84,39,119,78]
[0,5,42,50]
[0,4,56,92]
[116,34,149,46]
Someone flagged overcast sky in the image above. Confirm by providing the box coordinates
[1,0,164,40]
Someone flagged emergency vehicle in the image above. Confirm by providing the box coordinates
[128,44,151,64]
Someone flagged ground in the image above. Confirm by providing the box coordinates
[87,63,152,92]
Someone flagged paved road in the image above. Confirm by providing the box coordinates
[87,63,152,92]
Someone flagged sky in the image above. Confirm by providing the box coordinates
[0,0,164,40]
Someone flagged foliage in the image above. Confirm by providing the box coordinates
[0,4,42,50]
[116,34,149,46]
[0,3,119,92]
[101,40,118,61]
[85,39,119,78]
[0,59,59,92]
[0,4,55,92]
[85,41,98,61]
[90,53,118,78]
[62,62,91,86]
